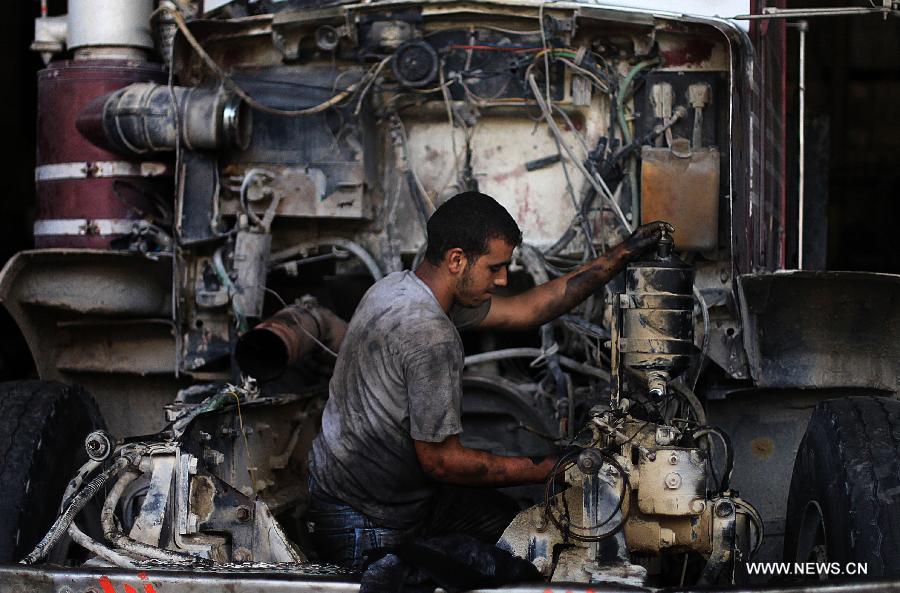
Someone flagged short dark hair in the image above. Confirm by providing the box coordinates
[424,191,522,265]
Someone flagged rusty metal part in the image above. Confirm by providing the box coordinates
[640,144,720,251]
[235,302,347,381]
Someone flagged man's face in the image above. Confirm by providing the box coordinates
[454,238,515,307]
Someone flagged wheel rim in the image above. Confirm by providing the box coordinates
[795,500,829,579]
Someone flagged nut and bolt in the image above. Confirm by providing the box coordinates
[668,453,679,465]
[236,506,252,522]
[715,501,734,518]
[664,472,682,489]
[691,499,706,513]
[84,430,113,462]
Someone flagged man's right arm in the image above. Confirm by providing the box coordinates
[414,435,558,487]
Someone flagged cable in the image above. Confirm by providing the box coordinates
[270,237,383,281]
[21,457,130,565]
[224,388,257,488]
[68,523,138,569]
[691,286,710,392]
[152,5,366,117]
[694,427,734,493]
[464,348,610,382]
[733,498,765,559]
[213,246,248,333]
[670,380,707,425]
[543,448,630,541]
[615,58,661,145]
[527,73,631,231]
[239,168,273,229]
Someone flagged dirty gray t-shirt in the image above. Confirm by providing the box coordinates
[309,271,489,529]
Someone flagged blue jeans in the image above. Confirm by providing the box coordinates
[306,477,518,571]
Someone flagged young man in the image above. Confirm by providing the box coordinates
[307,191,670,569]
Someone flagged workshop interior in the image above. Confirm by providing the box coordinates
[0,0,899,591]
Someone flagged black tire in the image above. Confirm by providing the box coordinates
[784,396,900,577]
[0,380,104,563]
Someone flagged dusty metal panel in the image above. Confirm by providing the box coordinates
[737,271,900,391]
[0,250,188,437]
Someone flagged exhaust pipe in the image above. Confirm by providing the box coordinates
[235,300,347,381]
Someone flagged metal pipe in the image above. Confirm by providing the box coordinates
[68,523,137,569]
[797,21,808,269]
[464,348,611,382]
[734,7,894,19]
[235,303,348,381]
[270,238,384,282]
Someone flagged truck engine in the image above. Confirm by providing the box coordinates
[5,1,899,592]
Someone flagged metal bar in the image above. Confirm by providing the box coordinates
[734,7,894,19]
[35,161,168,181]
[33,219,136,236]
[5,565,900,593]
[797,21,808,269]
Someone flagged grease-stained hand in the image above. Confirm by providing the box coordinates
[621,220,674,257]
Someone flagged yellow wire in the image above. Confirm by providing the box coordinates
[226,390,257,494]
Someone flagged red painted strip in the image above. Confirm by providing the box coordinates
[124,585,138,593]
[98,576,117,593]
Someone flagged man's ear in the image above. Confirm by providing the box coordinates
[445,248,467,275]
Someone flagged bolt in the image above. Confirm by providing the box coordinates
[665,472,682,489]
[716,501,734,518]
[236,506,251,522]
[84,430,113,461]
[646,451,656,461]
[691,499,706,513]
[669,453,679,465]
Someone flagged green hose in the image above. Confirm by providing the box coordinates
[616,57,661,144]
[615,57,661,226]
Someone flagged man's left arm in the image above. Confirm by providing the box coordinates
[478,221,672,331]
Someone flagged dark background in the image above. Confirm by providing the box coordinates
[1,1,897,270]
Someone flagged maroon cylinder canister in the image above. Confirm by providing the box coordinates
[35,59,170,248]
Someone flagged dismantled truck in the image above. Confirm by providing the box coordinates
[2,0,900,590]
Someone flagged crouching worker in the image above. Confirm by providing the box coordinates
[306,191,670,569]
